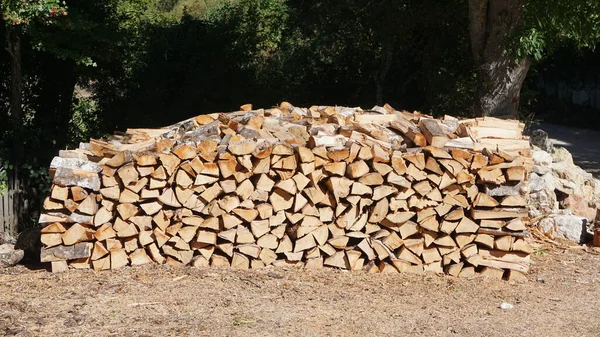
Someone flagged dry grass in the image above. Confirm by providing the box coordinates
[1,246,599,337]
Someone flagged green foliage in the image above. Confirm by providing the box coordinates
[0,0,597,230]
[211,0,288,69]
[67,95,102,148]
[1,0,67,27]
[517,28,546,61]
[516,0,600,61]
[21,162,51,196]
[0,157,11,195]
[0,158,49,199]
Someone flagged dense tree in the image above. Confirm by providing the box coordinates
[0,0,598,229]
[1,0,68,160]
[468,0,600,117]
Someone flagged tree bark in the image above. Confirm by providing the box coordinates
[5,26,27,232]
[6,26,24,160]
[468,0,530,118]
[373,0,394,106]
[36,57,77,162]
[374,44,393,106]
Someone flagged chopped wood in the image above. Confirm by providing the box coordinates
[500,195,528,207]
[471,208,528,220]
[418,119,449,147]
[41,103,532,277]
[41,242,93,262]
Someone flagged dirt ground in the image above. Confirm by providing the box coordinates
[1,245,599,337]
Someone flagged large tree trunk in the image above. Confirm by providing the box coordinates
[6,26,24,160]
[474,55,531,118]
[5,26,27,232]
[36,57,77,162]
[374,44,393,106]
[373,0,394,106]
[468,0,530,118]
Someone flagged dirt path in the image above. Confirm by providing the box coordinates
[1,246,599,337]
[535,122,600,177]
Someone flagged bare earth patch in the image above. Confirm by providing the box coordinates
[1,247,599,337]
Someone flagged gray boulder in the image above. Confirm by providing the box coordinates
[532,150,553,176]
[0,244,24,268]
[553,214,590,243]
[0,232,17,245]
[537,217,556,235]
[552,160,600,206]
[529,172,555,193]
[530,129,554,153]
[528,172,558,213]
[551,147,574,165]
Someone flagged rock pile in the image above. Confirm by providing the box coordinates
[528,131,599,243]
[0,232,24,268]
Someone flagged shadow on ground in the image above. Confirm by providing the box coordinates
[534,122,600,178]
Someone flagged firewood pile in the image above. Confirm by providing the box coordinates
[39,103,533,280]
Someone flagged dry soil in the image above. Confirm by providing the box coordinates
[1,245,599,337]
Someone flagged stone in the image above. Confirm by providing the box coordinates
[526,146,600,222]
[487,180,528,197]
[529,209,543,218]
[554,178,576,195]
[0,244,24,268]
[533,165,551,175]
[530,129,553,153]
[528,191,558,213]
[528,173,558,212]
[551,147,574,165]
[500,302,514,310]
[0,232,17,245]
[538,217,556,235]
[532,149,553,175]
[552,160,600,207]
[529,173,555,193]
[532,150,553,168]
[559,194,597,221]
[553,214,589,243]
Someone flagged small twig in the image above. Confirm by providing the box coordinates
[128,302,163,307]
[240,277,261,288]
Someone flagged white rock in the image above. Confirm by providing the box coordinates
[500,302,514,310]
[538,217,556,235]
[553,214,588,243]
[552,160,599,205]
[529,209,543,218]
[533,150,553,168]
[0,244,24,268]
[533,165,551,175]
[529,173,555,193]
[554,177,577,195]
[528,191,558,213]
[528,172,559,212]
[551,147,574,164]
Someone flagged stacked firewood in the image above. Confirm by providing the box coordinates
[39,103,533,280]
